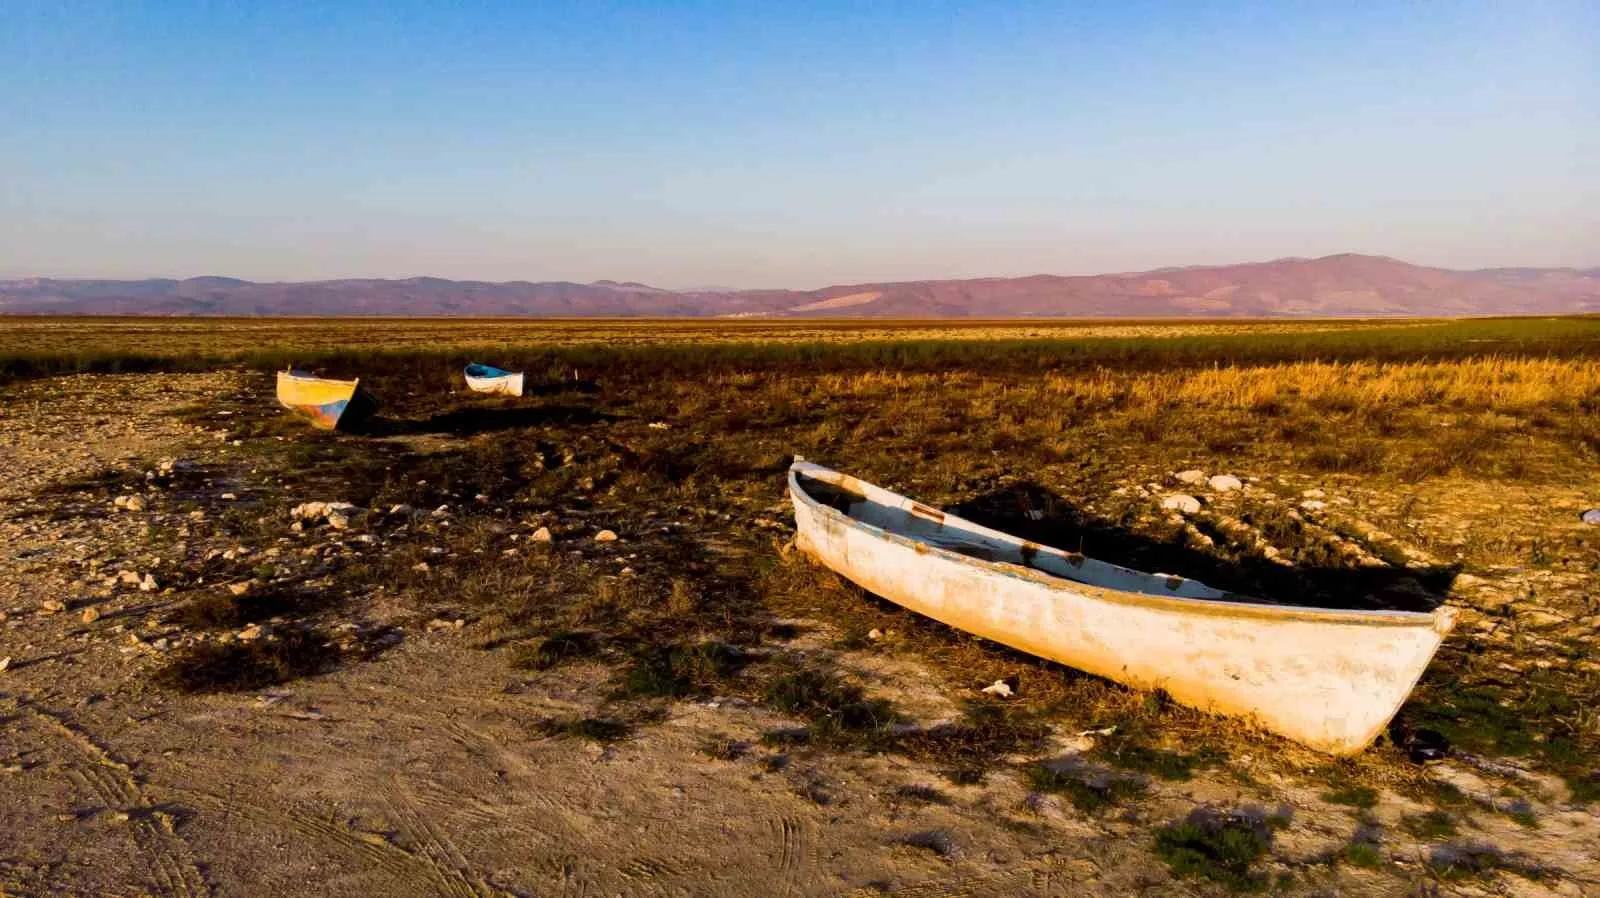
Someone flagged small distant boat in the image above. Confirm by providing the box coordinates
[275,370,377,431]
[788,459,1457,756]
[463,362,525,397]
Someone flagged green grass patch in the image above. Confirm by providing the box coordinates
[1341,840,1383,868]
[615,641,748,699]
[1320,784,1380,809]
[1153,812,1272,892]
[1025,764,1146,814]
[1401,810,1458,840]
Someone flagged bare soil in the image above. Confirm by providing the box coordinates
[1,372,1596,897]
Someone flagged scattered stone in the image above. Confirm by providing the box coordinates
[0,657,10,672]
[388,504,415,517]
[139,574,158,593]
[80,606,101,624]
[1302,488,1326,499]
[227,582,252,596]
[238,624,263,641]
[41,599,67,614]
[867,628,884,641]
[531,526,553,544]
[1207,474,1243,492]
[118,570,140,586]
[412,561,430,573]
[648,421,671,429]
[981,679,1015,699]
[114,494,147,512]
[326,512,350,530]
[1300,499,1328,512]
[431,505,451,518]
[1174,469,1206,485]
[220,492,237,501]
[594,530,619,543]
[1160,494,1202,515]
[1582,509,1600,526]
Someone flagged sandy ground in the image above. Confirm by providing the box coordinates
[1,373,1596,897]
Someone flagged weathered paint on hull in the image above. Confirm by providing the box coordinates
[788,460,1456,756]
[464,371,525,397]
[275,371,377,431]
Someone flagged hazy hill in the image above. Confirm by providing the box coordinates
[3,254,1597,318]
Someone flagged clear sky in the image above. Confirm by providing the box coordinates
[2,1,1595,287]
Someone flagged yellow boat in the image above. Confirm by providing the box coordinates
[275,370,378,431]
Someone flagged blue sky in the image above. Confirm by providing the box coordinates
[2,1,1595,286]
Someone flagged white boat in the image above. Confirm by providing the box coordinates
[463,362,525,397]
[788,459,1457,756]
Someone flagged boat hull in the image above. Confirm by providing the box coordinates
[788,461,1456,756]
[464,366,524,397]
[275,371,377,431]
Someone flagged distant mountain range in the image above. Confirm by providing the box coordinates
[3,254,1598,318]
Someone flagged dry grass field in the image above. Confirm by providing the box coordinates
[2,316,1598,896]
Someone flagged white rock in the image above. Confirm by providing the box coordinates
[0,657,9,672]
[228,582,252,596]
[1174,469,1207,485]
[981,679,1014,699]
[1299,499,1327,512]
[139,574,158,592]
[1160,494,1202,515]
[594,530,619,543]
[531,526,553,544]
[326,512,350,530]
[1582,509,1600,526]
[123,495,147,512]
[238,624,263,641]
[1302,488,1326,499]
[291,501,326,520]
[867,628,883,641]
[648,421,671,429]
[1207,474,1243,492]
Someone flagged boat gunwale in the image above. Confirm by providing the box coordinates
[789,461,1456,633]
[278,369,362,390]
[463,362,517,380]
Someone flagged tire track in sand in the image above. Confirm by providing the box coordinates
[14,697,211,898]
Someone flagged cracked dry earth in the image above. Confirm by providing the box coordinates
[2,372,1598,898]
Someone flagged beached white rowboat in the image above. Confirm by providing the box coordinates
[788,459,1457,756]
[463,362,525,397]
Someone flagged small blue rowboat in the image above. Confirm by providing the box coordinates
[275,369,378,431]
[463,362,525,397]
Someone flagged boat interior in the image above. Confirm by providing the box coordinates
[796,467,1233,601]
